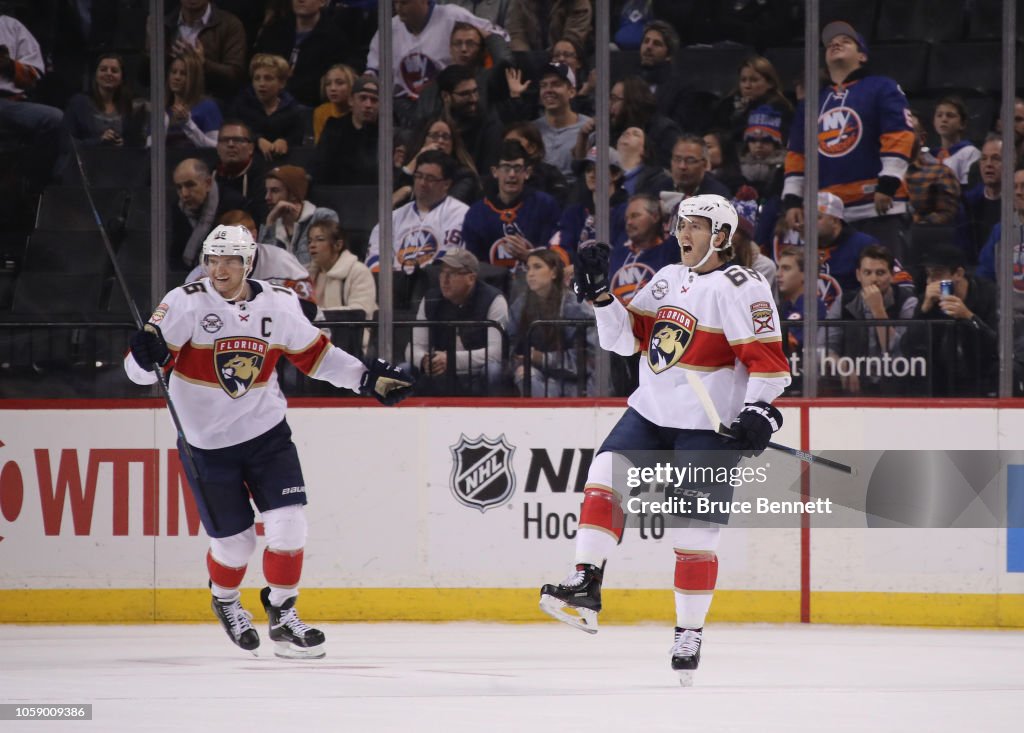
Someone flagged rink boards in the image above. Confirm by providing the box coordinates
[1,399,1023,627]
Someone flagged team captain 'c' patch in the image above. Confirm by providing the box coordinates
[215,337,268,398]
[750,301,775,334]
[648,306,696,374]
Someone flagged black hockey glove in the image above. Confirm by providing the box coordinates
[360,358,415,405]
[129,324,171,371]
[572,242,611,303]
[728,402,783,457]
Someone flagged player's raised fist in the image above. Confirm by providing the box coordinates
[360,358,415,405]
[572,242,612,303]
[129,324,171,371]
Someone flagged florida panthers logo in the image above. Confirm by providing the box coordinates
[396,228,440,274]
[648,307,696,374]
[214,338,268,398]
[818,106,862,157]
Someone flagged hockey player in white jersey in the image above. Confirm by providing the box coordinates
[125,225,414,659]
[539,195,791,685]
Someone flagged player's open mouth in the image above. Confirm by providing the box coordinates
[681,243,693,254]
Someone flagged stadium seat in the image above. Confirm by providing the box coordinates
[875,0,966,43]
[925,42,1004,95]
[36,186,131,231]
[22,231,112,275]
[675,45,755,99]
[819,0,880,37]
[763,47,805,90]
[313,185,380,233]
[868,43,930,97]
[284,145,318,174]
[967,0,1024,41]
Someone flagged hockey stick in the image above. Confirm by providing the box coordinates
[684,370,855,475]
[70,139,219,530]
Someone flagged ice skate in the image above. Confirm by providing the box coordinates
[539,563,603,634]
[670,627,702,687]
[260,587,326,659]
[211,593,260,656]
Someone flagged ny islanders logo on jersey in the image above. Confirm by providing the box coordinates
[818,106,862,157]
[611,262,657,304]
[449,434,516,512]
[648,306,696,373]
[214,337,268,398]
[397,228,440,273]
[400,53,441,97]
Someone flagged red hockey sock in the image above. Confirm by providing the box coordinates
[578,487,625,541]
[207,550,246,590]
[263,547,303,588]
[674,550,719,592]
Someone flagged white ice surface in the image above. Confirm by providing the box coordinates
[3,622,1024,732]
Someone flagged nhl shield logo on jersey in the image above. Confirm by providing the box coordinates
[648,307,696,373]
[214,337,268,398]
[449,434,516,512]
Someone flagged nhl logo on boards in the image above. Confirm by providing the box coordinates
[648,306,696,374]
[449,434,516,512]
[214,337,268,398]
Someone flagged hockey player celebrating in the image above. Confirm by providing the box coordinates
[124,225,414,659]
[539,195,791,685]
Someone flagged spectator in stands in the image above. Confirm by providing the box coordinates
[259,164,338,265]
[553,146,628,258]
[506,0,591,53]
[739,105,785,199]
[977,167,1024,288]
[311,64,356,144]
[508,248,596,397]
[306,219,377,316]
[713,55,793,153]
[395,116,482,206]
[933,96,981,186]
[963,135,1004,262]
[185,209,316,302]
[915,244,997,396]
[534,63,591,184]
[438,64,504,173]
[0,14,65,192]
[785,21,915,262]
[463,140,562,276]
[366,0,507,126]
[417,22,509,123]
[315,74,380,186]
[550,37,595,117]
[159,0,246,99]
[703,129,745,196]
[609,193,678,304]
[367,150,470,273]
[616,126,673,198]
[214,120,268,223]
[636,20,707,135]
[439,1,511,27]
[164,48,222,148]
[64,53,145,148]
[500,121,569,205]
[171,157,245,268]
[659,134,732,216]
[834,245,919,395]
[410,248,509,395]
[731,198,776,288]
[776,246,828,354]
[231,54,304,161]
[993,97,1024,167]
[906,119,961,227]
[605,77,681,170]
[252,0,345,107]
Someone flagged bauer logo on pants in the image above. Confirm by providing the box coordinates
[449,434,516,512]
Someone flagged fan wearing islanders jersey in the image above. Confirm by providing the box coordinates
[608,193,680,304]
[783,21,915,259]
[539,194,791,686]
[124,225,413,660]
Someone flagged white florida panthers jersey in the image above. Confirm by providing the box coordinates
[366,196,469,274]
[124,279,367,449]
[595,262,792,430]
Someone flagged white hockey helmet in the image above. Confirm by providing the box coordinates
[202,225,257,275]
[672,194,737,269]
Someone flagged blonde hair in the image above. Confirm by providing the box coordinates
[320,64,357,102]
[168,48,206,107]
[249,53,290,83]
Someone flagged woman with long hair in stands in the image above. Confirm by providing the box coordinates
[712,55,793,152]
[394,115,482,206]
[164,47,223,148]
[507,248,596,397]
[64,53,145,147]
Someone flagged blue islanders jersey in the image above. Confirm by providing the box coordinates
[462,189,562,269]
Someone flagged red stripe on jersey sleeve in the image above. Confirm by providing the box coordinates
[286,333,333,375]
[627,306,656,346]
[731,339,791,376]
[681,330,736,369]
